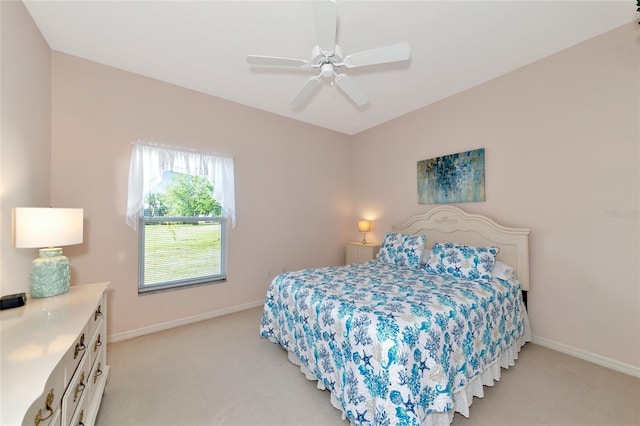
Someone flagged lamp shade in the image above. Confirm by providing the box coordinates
[357,220,371,233]
[14,208,83,248]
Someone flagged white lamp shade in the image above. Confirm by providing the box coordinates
[14,208,84,248]
[357,220,371,233]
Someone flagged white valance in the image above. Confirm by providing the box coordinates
[126,141,236,230]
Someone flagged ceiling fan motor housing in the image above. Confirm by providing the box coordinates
[311,44,344,66]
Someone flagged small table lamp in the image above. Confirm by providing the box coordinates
[14,207,84,298]
[357,220,371,245]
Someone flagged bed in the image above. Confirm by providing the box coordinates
[260,206,531,425]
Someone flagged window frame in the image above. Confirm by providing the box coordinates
[138,215,227,294]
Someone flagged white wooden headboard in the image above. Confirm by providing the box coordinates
[392,206,531,291]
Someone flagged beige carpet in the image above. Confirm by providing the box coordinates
[96,307,639,426]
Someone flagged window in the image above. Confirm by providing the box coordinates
[138,172,226,292]
[126,142,236,294]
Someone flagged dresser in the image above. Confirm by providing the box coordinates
[0,282,110,426]
[346,242,380,264]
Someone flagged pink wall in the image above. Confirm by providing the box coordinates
[0,0,52,294]
[49,53,352,337]
[350,23,639,369]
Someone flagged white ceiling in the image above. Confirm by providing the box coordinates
[23,1,636,135]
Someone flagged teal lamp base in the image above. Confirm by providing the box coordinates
[29,248,71,298]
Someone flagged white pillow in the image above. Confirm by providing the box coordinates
[491,260,514,280]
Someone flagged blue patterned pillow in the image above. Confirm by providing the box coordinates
[425,242,499,282]
[376,232,426,269]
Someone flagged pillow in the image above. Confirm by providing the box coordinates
[491,260,514,280]
[425,242,499,282]
[376,232,426,269]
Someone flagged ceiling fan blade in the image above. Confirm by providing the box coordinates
[291,77,322,107]
[247,55,310,68]
[343,42,411,68]
[334,74,368,106]
[313,0,337,55]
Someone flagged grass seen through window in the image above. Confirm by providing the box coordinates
[143,221,221,286]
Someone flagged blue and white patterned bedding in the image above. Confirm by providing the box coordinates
[260,260,528,425]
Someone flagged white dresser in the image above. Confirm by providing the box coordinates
[0,282,110,426]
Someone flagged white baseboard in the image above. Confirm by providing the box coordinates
[532,335,640,378]
[107,300,265,343]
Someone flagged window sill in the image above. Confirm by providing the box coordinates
[138,277,227,295]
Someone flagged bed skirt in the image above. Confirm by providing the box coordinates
[272,312,532,425]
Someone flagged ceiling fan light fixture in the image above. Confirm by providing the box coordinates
[320,63,334,78]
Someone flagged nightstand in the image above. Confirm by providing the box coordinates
[346,242,380,264]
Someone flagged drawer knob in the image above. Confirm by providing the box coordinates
[74,334,86,359]
[74,372,86,402]
[93,334,102,352]
[94,305,103,321]
[93,362,103,384]
[33,389,54,426]
[76,409,85,426]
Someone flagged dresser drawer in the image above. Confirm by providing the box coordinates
[62,322,89,384]
[88,345,106,405]
[62,353,90,425]
[69,391,88,426]
[88,321,104,369]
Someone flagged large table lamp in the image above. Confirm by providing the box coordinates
[14,207,84,298]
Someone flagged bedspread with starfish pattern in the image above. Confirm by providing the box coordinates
[260,260,527,425]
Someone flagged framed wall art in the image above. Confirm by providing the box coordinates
[417,148,485,204]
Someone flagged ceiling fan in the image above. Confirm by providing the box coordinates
[246,0,411,107]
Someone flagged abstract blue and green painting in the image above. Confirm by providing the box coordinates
[417,148,485,204]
